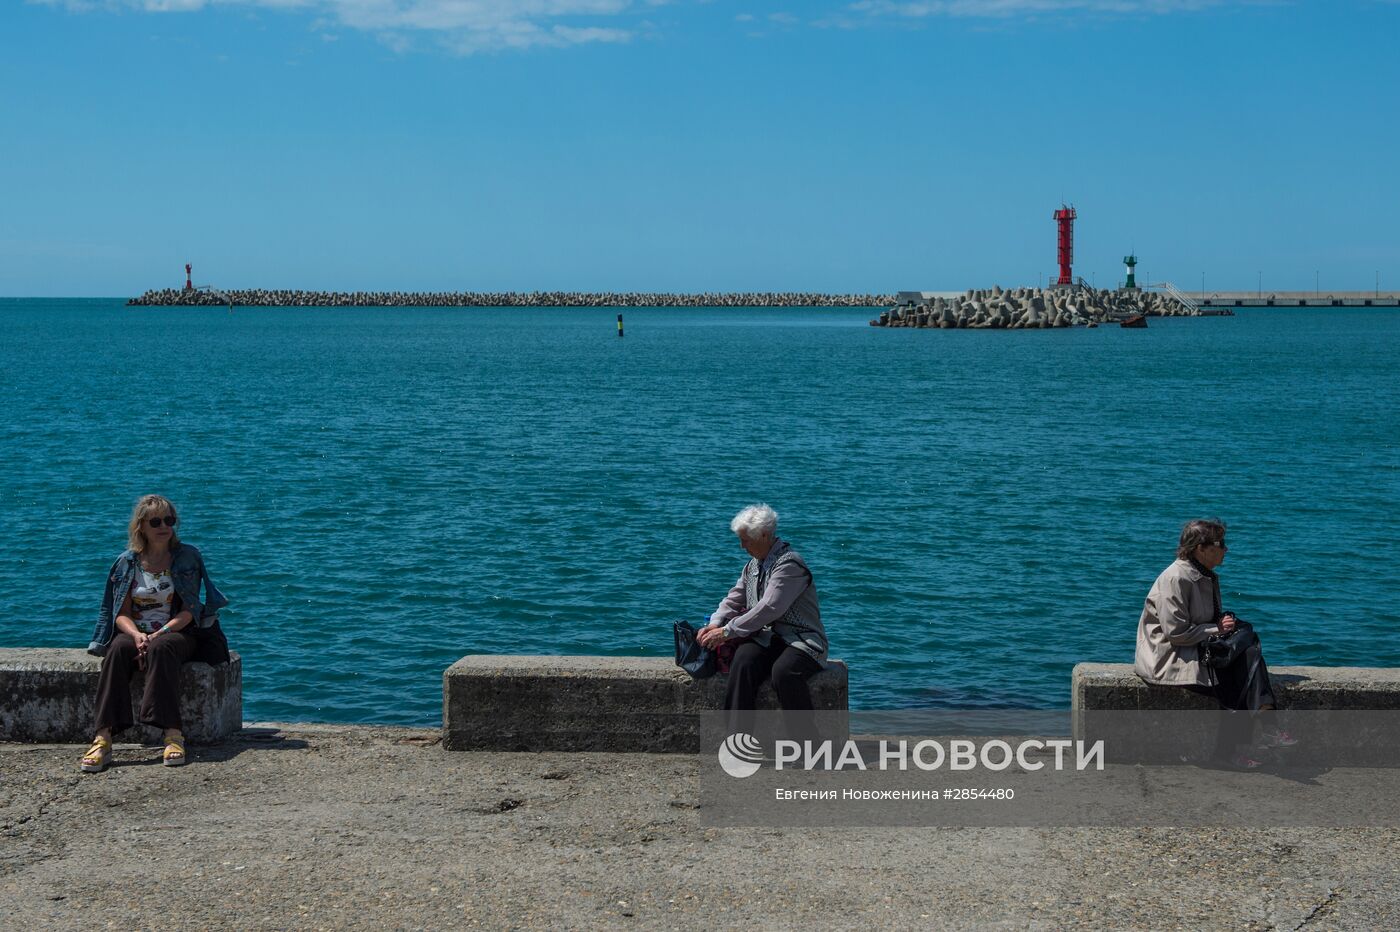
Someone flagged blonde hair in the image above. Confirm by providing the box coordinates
[127,494,181,554]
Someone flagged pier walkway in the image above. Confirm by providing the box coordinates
[1194,290,1400,308]
[4,723,1399,929]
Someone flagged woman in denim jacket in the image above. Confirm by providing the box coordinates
[81,495,229,773]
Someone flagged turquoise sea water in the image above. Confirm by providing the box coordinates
[1,299,1397,725]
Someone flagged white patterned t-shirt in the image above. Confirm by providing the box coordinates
[130,568,174,634]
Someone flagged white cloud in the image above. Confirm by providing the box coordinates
[27,0,1260,51]
[553,23,632,41]
[29,0,646,52]
[849,0,1222,17]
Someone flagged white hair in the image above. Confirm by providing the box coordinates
[730,504,778,539]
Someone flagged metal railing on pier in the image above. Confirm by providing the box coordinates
[1146,281,1199,314]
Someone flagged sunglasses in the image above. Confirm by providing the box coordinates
[146,516,178,528]
[1210,540,1228,550]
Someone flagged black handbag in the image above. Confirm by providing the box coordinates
[673,620,716,680]
[173,588,232,666]
[190,614,231,666]
[1200,619,1256,669]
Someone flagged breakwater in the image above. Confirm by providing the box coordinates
[1198,291,1400,308]
[870,286,1218,329]
[128,289,895,308]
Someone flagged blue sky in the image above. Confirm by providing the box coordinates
[2,0,1397,295]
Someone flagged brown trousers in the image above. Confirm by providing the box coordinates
[93,631,196,734]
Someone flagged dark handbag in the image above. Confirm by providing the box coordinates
[673,620,716,680]
[193,612,233,663]
[1199,619,1256,669]
[174,588,232,666]
[190,615,232,666]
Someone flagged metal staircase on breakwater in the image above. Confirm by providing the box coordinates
[1146,281,1199,313]
[194,284,235,308]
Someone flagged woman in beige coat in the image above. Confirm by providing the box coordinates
[1135,519,1293,766]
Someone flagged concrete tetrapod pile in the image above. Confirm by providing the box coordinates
[870,286,1210,329]
[128,289,896,308]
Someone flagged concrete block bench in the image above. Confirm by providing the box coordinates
[1072,663,1400,762]
[1073,663,1400,714]
[0,648,242,744]
[443,655,848,753]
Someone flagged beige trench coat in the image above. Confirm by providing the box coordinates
[1134,558,1223,686]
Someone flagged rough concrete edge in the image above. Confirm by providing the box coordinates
[1074,663,1400,682]
[0,652,245,745]
[440,660,848,751]
[445,654,848,675]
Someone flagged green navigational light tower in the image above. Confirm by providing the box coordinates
[1123,254,1139,291]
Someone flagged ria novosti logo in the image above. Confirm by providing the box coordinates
[717,733,765,778]
[717,734,1106,778]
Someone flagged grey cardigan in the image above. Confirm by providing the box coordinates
[714,539,828,667]
[1134,558,1223,686]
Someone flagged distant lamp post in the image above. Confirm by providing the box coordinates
[1258,271,1262,297]
[1201,272,1205,300]
[1316,271,1319,296]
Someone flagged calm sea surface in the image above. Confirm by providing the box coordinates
[1,299,1397,725]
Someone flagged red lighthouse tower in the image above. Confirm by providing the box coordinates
[184,263,194,291]
[1053,205,1076,287]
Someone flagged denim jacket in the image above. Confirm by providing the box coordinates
[87,543,229,656]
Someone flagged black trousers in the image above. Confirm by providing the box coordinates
[93,631,196,734]
[724,638,822,741]
[1186,639,1278,757]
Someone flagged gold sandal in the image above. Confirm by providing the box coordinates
[81,736,112,773]
[163,735,187,767]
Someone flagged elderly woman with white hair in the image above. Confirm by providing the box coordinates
[698,504,828,715]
